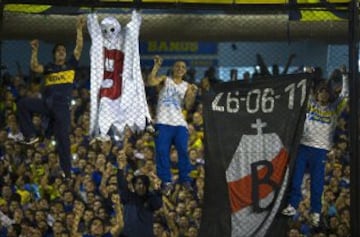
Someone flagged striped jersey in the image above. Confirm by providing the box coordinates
[300,76,349,150]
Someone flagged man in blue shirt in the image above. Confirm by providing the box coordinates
[16,16,85,179]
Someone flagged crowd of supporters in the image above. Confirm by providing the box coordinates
[0,63,351,236]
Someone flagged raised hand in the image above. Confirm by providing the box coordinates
[131,9,141,22]
[74,201,85,217]
[153,55,163,68]
[117,150,127,170]
[189,84,198,93]
[77,15,86,29]
[30,39,39,51]
[111,193,121,205]
[340,64,347,74]
[149,172,161,190]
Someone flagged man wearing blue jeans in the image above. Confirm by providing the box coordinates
[147,55,198,195]
[282,70,348,227]
[285,144,328,216]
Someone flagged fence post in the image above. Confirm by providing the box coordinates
[0,2,3,78]
[349,0,359,236]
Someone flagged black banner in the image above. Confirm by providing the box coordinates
[200,74,311,237]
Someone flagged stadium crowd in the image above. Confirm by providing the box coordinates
[0,62,351,237]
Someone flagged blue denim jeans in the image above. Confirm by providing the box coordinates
[289,144,328,213]
[154,124,191,183]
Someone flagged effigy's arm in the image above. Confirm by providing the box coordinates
[121,10,152,132]
[87,13,104,136]
[87,13,102,40]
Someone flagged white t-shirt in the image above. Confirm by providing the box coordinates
[155,77,188,127]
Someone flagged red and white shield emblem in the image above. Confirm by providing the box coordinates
[226,118,290,237]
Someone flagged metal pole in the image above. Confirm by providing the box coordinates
[0,2,4,78]
[348,0,359,236]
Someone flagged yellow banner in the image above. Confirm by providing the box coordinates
[299,10,345,21]
[4,1,350,14]
[4,0,351,12]
[113,0,286,3]
[4,4,51,13]
[297,0,349,3]
[100,0,132,2]
[103,0,349,3]
[142,0,234,3]
[294,0,348,21]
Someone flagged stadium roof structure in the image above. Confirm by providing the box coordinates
[0,0,351,43]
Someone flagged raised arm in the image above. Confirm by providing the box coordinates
[30,39,44,73]
[99,164,113,198]
[71,201,85,237]
[256,53,271,76]
[161,196,179,237]
[339,65,349,98]
[110,193,124,236]
[73,15,86,61]
[125,10,142,38]
[147,55,167,87]
[148,172,163,211]
[184,83,198,110]
[87,13,102,40]
[116,149,132,202]
[333,67,349,114]
[281,53,296,75]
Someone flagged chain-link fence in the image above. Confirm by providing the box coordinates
[0,1,357,236]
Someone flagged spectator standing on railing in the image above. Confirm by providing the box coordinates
[282,67,349,227]
[15,16,86,180]
[147,55,198,196]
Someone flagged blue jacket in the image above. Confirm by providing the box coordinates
[117,170,162,237]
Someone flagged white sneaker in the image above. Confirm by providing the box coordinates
[281,204,297,216]
[161,182,173,196]
[145,124,155,134]
[21,136,40,145]
[310,212,320,227]
[8,132,24,142]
